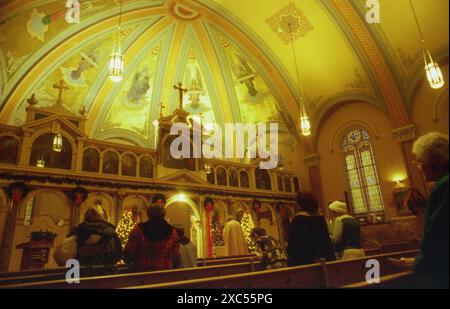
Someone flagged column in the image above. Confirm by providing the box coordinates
[0,200,21,272]
[303,153,328,217]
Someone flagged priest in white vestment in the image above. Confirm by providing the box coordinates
[223,216,248,256]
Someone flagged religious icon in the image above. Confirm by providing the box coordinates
[0,136,19,164]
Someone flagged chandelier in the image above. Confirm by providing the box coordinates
[287,22,311,136]
[53,133,63,152]
[109,0,124,82]
[409,0,444,89]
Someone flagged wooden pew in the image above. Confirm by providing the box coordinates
[0,255,255,286]
[125,250,419,289]
[124,262,326,289]
[1,260,262,289]
[342,271,415,288]
[324,249,418,287]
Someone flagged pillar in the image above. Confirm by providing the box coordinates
[304,153,328,217]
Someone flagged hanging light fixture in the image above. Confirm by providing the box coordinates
[109,0,124,82]
[204,164,212,174]
[53,133,63,152]
[409,0,445,89]
[287,22,311,136]
[36,153,45,168]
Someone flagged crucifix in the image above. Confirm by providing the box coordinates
[199,112,204,128]
[53,80,69,106]
[173,82,187,110]
[158,101,165,118]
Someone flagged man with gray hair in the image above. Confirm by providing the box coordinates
[392,132,448,288]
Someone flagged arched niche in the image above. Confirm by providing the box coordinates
[29,133,73,170]
[216,167,227,186]
[139,156,154,178]
[102,150,119,175]
[121,195,150,224]
[82,148,100,173]
[80,192,116,224]
[0,135,20,164]
[239,170,249,188]
[11,189,71,272]
[165,196,202,258]
[255,168,271,190]
[122,153,137,177]
[228,169,239,187]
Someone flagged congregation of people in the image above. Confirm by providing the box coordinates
[53,132,448,288]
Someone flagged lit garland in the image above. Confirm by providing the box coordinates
[241,212,256,253]
[116,210,136,248]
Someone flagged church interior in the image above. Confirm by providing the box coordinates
[0,0,448,289]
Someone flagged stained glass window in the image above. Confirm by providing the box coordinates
[342,129,384,215]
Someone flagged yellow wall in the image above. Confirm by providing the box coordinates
[315,101,406,219]
[410,63,449,136]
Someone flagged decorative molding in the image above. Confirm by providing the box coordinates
[303,153,320,168]
[330,0,409,127]
[392,124,416,143]
[266,2,314,45]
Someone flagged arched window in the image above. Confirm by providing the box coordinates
[216,167,227,186]
[342,129,384,215]
[122,153,137,176]
[103,151,119,175]
[0,136,19,164]
[139,156,153,178]
[82,148,100,173]
[229,169,239,187]
[255,168,271,190]
[239,171,249,188]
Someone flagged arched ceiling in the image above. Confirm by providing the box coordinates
[0,0,448,148]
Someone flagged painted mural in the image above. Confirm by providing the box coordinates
[99,44,161,142]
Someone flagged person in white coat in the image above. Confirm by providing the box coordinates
[223,215,248,256]
[329,201,365,260]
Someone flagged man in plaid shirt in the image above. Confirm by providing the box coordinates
[124,196,180,271]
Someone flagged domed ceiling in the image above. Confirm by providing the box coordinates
[0,0,448,149]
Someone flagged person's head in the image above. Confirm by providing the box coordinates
[174,225,189,241]
[226,215,234,223]
[328,201,348,218]
[412,132,449,182]
[296,191,319,212]
[151,193,166,207]
[84,204,107,222]
[147,204,166,220]
[250,226,266,242]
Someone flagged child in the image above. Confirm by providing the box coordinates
[250,227,287,269]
